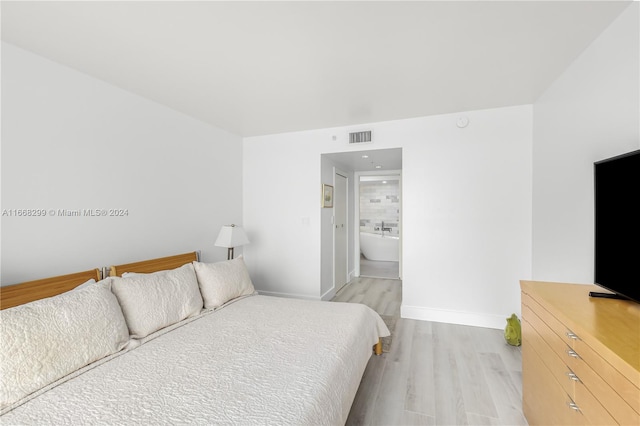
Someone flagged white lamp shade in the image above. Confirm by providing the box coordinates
[215,225,250,248]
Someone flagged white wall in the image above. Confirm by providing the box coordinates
[242,135,321,299]
[359,180,400,236]
[532,3,639,283]
[1,42,243,284]
[244,105,532,328]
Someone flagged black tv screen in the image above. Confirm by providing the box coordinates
[594,149,640,303]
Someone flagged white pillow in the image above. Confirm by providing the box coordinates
[0,279,129,410]
[110,263,203,338]
[73,278,96,291]
[192,256,255,309]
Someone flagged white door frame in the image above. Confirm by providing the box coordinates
[353,169,402,279]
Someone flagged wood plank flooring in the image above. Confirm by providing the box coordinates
[360,255,400,280]
[333,278,526,426]
[333,276,402,317]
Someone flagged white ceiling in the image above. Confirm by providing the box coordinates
[324,148,403,172]
[1,1,631,138]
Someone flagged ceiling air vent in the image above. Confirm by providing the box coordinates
[349,131,372,144]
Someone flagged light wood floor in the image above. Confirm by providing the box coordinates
[333,276,402,317]
[360,255,400,280]
[333,278,526,426]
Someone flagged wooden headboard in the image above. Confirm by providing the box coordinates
[1,252,199,309]
[0,269,101,310]
[109,252,198,277]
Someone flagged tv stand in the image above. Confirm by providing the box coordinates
[588,291,630,300]
[520,281,639,425]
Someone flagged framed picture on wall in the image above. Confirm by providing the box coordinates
[322,184,333,208]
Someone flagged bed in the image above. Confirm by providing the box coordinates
[0,252,389,425]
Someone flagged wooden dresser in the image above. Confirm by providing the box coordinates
[520,280,640,425]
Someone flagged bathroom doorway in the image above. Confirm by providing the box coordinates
[321,147,402,297]
[357,173,401,279]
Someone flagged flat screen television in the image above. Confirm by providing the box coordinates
[593,148,640,303]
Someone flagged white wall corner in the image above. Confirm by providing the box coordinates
[401,304,508,330]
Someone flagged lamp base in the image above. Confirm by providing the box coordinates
[227,247,234,260]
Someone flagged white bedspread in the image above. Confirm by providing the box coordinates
[1,295,389,425]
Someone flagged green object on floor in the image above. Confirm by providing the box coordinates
[504,313,521,346]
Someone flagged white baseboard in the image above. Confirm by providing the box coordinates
[256,290,321,301]
[401,305,506,330]
[258,288,337,301]
[321,286,336,301]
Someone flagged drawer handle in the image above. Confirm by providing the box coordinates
[565,371,581,382]
[567,402,581,412]
[565,331,580,340]
[566,349,581,359]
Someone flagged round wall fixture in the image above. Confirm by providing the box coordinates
[456,116,469,128]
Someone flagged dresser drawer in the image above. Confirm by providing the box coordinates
[523,336,583,425]
[574,378,617,425]
[522,292,577,348]
[522,305,575,397]
[568,341,640,424]
[522,297,572,359]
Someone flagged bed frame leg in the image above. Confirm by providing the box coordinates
[374,338,382,355]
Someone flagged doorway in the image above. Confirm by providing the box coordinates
[320,148,402,298]
[357,173,401,279]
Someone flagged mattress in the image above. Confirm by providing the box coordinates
[1,295,389,425]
